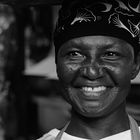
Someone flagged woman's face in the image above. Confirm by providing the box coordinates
[56,36,139,117]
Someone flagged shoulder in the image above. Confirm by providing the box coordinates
[37,129,60,140]
[37,134,55,140]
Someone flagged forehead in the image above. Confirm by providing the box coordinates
[60,35,134,51]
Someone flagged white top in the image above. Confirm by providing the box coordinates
[37,127,140,140]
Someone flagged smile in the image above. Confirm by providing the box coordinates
[81,86,107,97]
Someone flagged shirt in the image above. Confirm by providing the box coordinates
[37,116,140,140]
[37,127,140,140]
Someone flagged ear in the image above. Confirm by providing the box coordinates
[131,52,140,80]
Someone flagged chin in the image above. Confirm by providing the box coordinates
[74,106,109,118]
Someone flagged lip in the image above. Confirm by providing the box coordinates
[80,86,107,97]
[74,81,113,89]
[73,80,114,99]
[81,86,107,93]
[72,84,114,101]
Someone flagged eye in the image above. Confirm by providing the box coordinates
[65,50,85,61]
[102,51,122,60]
[105,52,119,56]
[67,50,84,57]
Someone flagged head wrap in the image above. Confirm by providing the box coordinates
[54,0,140,54]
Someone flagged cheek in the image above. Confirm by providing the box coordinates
[57,62,80,84]
[103,63,132,108]
[117,67,132,85]
[56,62,81,103]
[104,63,132,85]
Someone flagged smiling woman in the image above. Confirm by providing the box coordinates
[38,0,140,140]
[56,36,135,118]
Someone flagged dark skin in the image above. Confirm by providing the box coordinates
[56,36,140,140]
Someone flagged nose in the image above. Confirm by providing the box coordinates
[79,64,104,80]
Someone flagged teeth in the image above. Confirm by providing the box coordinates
[82,86,106,93]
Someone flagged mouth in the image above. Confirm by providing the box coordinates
[80,86,107,97]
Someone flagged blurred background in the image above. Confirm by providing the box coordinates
[0,0,138,140]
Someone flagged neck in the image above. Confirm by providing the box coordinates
[65,103,130,140]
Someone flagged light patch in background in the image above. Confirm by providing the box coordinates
[24,5,60,80]
[131,72,140,84]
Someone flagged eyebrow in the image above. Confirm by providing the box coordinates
[66,41,118,50]
[101,44,120,50]
[97,43,117,48]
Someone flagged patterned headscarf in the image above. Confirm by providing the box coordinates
[54,0,140,54]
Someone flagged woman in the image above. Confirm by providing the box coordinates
[38,0,140,139]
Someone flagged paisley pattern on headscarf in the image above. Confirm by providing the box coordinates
[54,0,140,54]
